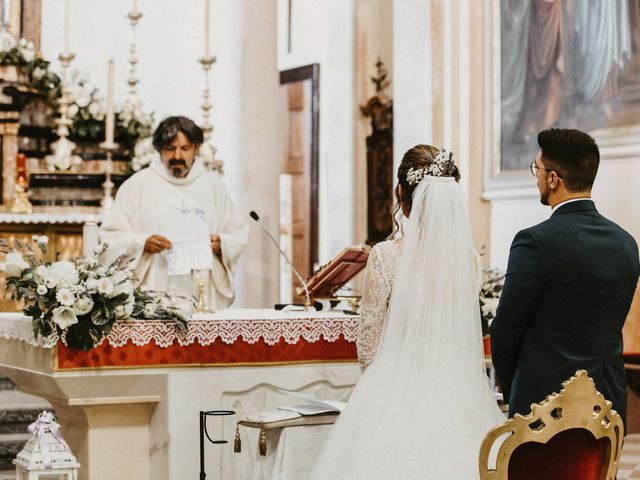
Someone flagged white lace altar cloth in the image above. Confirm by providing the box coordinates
[0,309,360,349]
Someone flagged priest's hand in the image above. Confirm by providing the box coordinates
[144,235,172,254]
[210,234,222,257]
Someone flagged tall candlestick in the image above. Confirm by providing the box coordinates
[105,59,115,144]
[63,0,70,52]
[204,0,210,57]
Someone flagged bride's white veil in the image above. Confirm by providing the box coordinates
[380,175,484,381]
[312,174,502,479]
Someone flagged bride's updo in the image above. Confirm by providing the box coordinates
[397,144,460,211]
[390,144,460,237]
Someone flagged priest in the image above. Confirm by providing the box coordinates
[100,115,248,310]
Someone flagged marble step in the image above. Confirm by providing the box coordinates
[0,433,29,471]
[0,376,14,392]
[0,389,52,469]
[0,390,52,435]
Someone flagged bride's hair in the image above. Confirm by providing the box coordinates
[389,144,461,238]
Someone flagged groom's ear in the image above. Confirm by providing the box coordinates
[548,171,561,190]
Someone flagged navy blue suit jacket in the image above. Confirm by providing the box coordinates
[490,200,639,427]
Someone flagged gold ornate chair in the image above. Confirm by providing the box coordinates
[479,370,623,480]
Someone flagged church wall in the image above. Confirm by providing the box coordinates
[277,0,356,263]
[42,0,284,308]
[392,0,491,256]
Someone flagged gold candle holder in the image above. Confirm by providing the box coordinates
[193,269,211,313]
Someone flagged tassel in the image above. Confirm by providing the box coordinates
[259,426,267,456]
[234,424,241,453]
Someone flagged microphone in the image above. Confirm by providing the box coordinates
[249,210,313,311]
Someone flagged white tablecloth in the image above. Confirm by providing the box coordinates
[253,425,333,480]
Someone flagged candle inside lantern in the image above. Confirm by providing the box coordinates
[105,59,115,145]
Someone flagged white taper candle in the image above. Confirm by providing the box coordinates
[204,0,210,57]
[63,0,70,52]
[105,59,115,144]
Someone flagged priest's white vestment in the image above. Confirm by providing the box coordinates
[99,158,248,310]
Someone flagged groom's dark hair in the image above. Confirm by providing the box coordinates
[537,128,599,192]
[152,116,204,152]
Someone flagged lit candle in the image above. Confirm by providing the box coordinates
[63,0,70,52]
[204,0,210,57]
[105,59,115,144]
[133,0,138,11]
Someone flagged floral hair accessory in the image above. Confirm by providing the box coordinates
[406,149,455,185]
[406,167,428,186]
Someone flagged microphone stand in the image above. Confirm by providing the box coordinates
[250,211,312,311]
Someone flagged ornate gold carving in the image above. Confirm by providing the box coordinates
[479,370,623,480]
[10,180,33,214]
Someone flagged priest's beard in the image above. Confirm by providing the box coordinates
[168,158,189,178]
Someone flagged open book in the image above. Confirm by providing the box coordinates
[278,390,346,416]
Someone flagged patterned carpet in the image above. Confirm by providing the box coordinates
[619,434,640,479]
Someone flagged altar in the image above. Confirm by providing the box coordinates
[0,309,362,480]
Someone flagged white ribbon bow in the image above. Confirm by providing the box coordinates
[27,410,69,469]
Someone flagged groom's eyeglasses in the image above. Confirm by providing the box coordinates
[529,161,563,178]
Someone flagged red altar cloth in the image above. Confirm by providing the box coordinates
[55,311,359,370]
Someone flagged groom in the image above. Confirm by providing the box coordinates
[491,128,639,427]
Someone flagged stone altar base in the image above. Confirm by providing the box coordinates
[0,310,361,480]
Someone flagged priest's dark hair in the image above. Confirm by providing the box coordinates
[152,116,204,151]
[538,128,600,192]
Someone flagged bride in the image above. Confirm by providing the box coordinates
[310,145,505,479]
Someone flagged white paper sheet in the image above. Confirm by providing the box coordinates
[158,203,213,276]
[277,389,346,416]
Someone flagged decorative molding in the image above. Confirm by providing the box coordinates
[0,311,359,349]
[0,213,101,225]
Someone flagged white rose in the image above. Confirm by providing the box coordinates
[73,296,94,316]
[75,89,92,108]
[34,265,48,277]
[32,67,46,81]
[481,298,500,321]
[85,278,99,292]
[4,251,29,278]
[97,277,114,296]
[0,31,17,51]
[88,101,102,118]
[49,261,79,287]
[18,46,35,62]
[56,288,75,307]
[68,104,79,117]
[51,306,78,329]
[36,284,48,295]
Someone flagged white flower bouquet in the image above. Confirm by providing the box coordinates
[0,238,193,351]
[479,268,504,336]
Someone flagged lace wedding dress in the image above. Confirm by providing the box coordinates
[310,177,505,480]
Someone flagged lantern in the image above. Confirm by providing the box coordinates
[13,411,80,480]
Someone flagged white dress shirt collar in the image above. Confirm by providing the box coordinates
[551,197,593,212]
